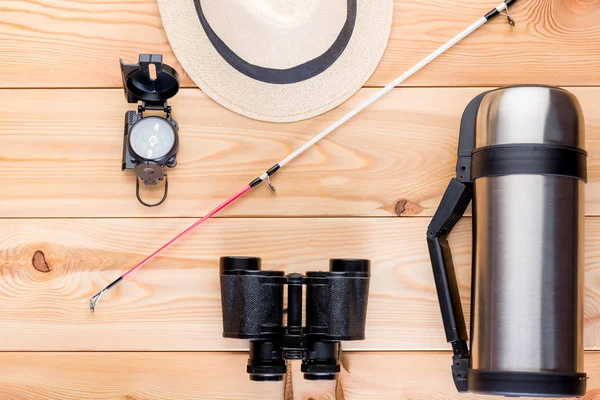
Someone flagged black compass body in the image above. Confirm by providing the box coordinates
[121,54,180,207]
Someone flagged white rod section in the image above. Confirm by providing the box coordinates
[274,12,494,170]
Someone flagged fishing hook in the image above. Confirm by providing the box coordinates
[89,289,105,312]
[267,175,276,192]
[500,9,515,26]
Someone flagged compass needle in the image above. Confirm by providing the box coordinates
[129,117,175,161]
[147,122,160,158]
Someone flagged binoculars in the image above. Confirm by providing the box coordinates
[220,256,371,381]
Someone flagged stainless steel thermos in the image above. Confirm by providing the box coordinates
[428,86,587,397]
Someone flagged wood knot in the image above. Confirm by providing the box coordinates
[32,250,51,273]
[395,199,424,216]
[395,200,408,216]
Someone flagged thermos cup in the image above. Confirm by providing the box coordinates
[428,86,587,397]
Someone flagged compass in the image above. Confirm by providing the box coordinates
[121,54,180,207]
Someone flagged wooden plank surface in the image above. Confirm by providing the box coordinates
[0,352,599,400]
[0,0,599,89]
[3,0,600,398]
[0,352,284,400]
[0,87,599,218]
[2,216,600,351]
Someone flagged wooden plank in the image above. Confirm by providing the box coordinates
[0,1,598,88]
[0,352,599,400]
[0,87,598,218]
[0,352,284,400]
[2,217,600,351]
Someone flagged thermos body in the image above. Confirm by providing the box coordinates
[427,85,588,397]
[471,87,585,375]
[472,175,584,373]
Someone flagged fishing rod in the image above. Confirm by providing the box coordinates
[90,0,518,312]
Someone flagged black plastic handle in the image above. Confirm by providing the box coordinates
[427,179,472,343]
[427,180,472,393]
[426,91,490,392]
[428,91,488,340]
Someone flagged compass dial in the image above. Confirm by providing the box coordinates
[129,117,176,161]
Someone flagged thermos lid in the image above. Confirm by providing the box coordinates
[475,86,585,150]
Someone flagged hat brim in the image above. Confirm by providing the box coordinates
[158,0,394,122]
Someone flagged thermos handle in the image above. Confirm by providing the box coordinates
[427,179,472,392]
[427,179,471,344]
[426,91,489,392]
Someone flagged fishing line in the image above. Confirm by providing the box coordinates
[90,0,518,312]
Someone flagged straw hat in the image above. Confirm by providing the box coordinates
[157,0,394,122]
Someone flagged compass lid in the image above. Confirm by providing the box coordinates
[120,54,180,105]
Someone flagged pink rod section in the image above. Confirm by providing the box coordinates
[122,184,253,278]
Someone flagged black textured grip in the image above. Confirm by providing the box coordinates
[220,274,284,338]
[305,275,370,340]
[126,110,139,131]
[427,179,472,239]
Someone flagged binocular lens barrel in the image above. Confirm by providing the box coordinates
[220,256,261,273]
[220,257,285,339]
[306,259,370,340]
[329,258,371,273]
[301,341,341,380]
[247,341,286,381]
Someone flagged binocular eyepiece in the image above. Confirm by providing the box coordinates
[220,256,371,381]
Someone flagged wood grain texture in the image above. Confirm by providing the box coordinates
[0,87,599,218]
[0,352,599,400]
[0,0,598,88]
[0,352,284,400]
[2,217,600,351]
[2,1,600,398]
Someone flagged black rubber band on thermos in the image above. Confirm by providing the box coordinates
[471,144,587,183]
